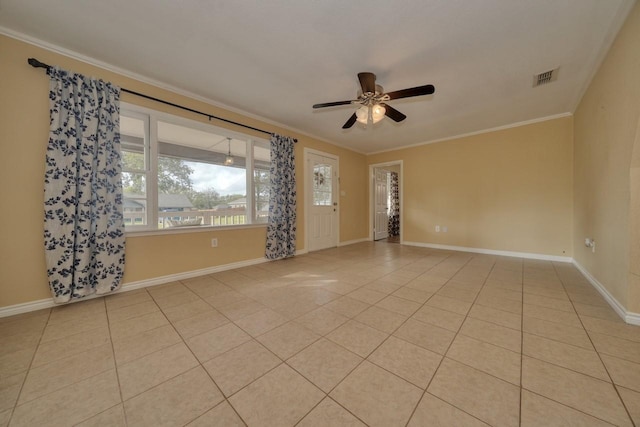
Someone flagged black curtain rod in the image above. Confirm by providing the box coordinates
[27,58,297,142]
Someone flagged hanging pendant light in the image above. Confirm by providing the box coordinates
[224,138,234,166]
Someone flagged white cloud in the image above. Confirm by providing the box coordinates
[187,162,247,196]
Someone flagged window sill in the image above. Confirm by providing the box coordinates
[125,223,267,238]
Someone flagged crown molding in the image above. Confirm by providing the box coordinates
[0,26,349,151]
[367,112,573,156]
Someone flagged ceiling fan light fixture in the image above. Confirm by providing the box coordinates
[356,104,386,125]
[355,105,369,124]
[371,104,386,123]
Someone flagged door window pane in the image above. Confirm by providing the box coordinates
[313,164,332,206]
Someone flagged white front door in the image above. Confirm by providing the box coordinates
[307,152,338,251]
[374,169,389,240]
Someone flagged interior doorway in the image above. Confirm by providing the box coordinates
[374,168,389,240]
[370,161,402,243]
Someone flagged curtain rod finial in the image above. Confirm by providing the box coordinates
[28,58,51,70]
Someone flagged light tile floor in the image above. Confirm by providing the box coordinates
[1,242,639,426]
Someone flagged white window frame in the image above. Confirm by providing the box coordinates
[121,102,270,234]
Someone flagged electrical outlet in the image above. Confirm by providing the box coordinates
[211,238,218,248]
[435,225,441,232]
[442,226,448,233]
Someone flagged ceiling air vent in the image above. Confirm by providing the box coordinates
[533,67,559,87]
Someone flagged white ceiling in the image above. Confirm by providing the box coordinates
[0,0,635,153]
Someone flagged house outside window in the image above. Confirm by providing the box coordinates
[121,104,271,231]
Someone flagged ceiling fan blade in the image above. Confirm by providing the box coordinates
[381,104,406,122]
[342,113,358,129]
[386,84,435,100]
[358,72,376,94]
[313,100,355,109]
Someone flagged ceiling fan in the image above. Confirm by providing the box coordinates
[312,72,435,129]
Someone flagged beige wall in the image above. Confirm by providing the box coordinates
[630,124,640,312]
[0,35,368,308]
[368,117,574,257]
[573,3,640,312]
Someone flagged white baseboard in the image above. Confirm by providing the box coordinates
[402,241,573,263]
[572,260,640,326]
[0,298,60,319]
[0,256,269,318]
[338,238,369,247]
[120,256,269,292]
[5,247,639,326]
[627,312,640,325]
[402,241,640,325]
[299,238,368,254]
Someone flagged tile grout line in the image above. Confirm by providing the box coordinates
[177,269,354,426]
[424,260,636,421]
[402,253,494,427]
[7,308,53,426]
[582,332,640,364]
[524,388,629,427]
[287,248,465,427]
[13,299,118,425]
[66,298,128,425]
[10,359,121,414]
[107,285,223,423]
[578,314,640,344]
[152,280,272,425]
[214,250,407,426]
[157,265,343,423]
[291,396,368,427]
[146,284,249,427]
[519,337,635,382]
[285,249,461,425]
[102,293,131,426]
[550,262,636,427]
[519,258,524,427]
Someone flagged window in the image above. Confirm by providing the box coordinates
[120,105,271,231]
[312,163,333,206]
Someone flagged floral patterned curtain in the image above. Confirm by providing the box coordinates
[44,67,125,303]
[265,134,297,259]
[388,171,400,236]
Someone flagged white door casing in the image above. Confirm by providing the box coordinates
[306,150,339,252]
[374,169,389,240]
